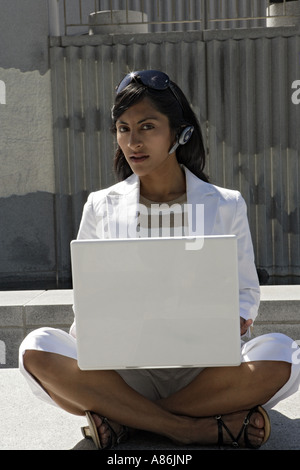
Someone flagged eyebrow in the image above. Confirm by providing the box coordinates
[117,116,160,125]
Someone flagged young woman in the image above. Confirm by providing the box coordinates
[19,70,300,450]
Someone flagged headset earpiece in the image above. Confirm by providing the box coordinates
[169,126,194,154]
[178,126,194,145]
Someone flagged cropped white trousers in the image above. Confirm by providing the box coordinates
[19,327,300,411]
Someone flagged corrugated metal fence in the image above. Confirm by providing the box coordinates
[50,28,300,284]
[58,0,284,34]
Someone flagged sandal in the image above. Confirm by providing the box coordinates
[81,411,129,450]
[215,405,271,449]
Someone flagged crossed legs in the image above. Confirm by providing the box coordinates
[23,349,291,447]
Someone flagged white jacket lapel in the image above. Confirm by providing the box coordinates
[185,167,220,236]
[106,174,140,238]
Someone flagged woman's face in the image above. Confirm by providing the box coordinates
[116,98,175,178]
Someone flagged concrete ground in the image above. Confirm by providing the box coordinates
[0,367,299,451]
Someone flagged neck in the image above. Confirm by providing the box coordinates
[140,162,186,202]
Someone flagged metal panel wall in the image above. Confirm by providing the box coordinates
[59,0,269,34]
[206,34,300,283]
[207,0,267,29]
[50,30,300,284]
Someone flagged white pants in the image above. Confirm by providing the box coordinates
[19,327,300,411]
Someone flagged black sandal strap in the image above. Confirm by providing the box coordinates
[215,414,250,448]
[101,417,129,449]
[215,415,224,446]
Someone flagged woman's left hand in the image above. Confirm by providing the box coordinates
[240,317,253,336]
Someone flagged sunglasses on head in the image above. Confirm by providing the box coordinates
[116,70,183,109]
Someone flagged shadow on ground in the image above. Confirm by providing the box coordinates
[71,409,300,451]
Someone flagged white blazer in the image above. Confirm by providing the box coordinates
[77,166,260,324]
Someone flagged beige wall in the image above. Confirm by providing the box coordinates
[0,0,59,289]
[0,68,55,197]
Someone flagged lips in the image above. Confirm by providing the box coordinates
[129,154,149,163]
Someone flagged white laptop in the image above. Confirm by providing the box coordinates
[71,236,241,370]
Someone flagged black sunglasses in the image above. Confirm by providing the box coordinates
[116,70,183,109]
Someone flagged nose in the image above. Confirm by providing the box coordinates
[128,131,143,150]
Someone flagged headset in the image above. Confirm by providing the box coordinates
[169,125,194,154]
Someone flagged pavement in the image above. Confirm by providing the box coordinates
[0,368,299,451]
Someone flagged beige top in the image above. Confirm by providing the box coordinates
[138,193,189,238]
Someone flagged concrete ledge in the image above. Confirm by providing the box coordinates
[253,285,300,340]
[0,286,299,368]
[0,290,74,367]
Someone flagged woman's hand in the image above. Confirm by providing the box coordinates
[240,317,253,336]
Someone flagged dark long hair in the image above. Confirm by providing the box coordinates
[111,78,208,182]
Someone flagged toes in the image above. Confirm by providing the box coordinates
[247,434,264,447]
[250,411,265,429]
[91,413,110,445]
[99,422,110,437]
[91,413,103,427]
[246,426,265,446]
[246,411,266,447]
[247,424,265,438]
